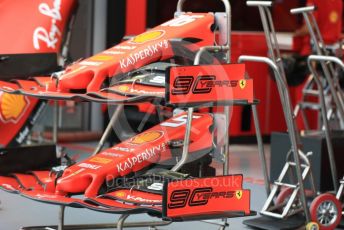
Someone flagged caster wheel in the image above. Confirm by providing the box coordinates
[310,193,342,230]
[218,226,226,230]
[306,222,319,230]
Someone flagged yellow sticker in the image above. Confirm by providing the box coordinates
[130,130,163,145]
[235,190,243,200]
[0,93,29,123]
[239,80,247,89]
[118,85,130,93]
[130,30,165,44]
[89,55,115,62]
[115,191,126,198]
[329,11,339,23]
[89,157,113,164]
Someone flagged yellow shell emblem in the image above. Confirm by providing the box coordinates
[235,190,243,200]
[89,55,114,62]
[239,80,247,89]
[0,93,29,123]
[130,131,163,145]
[130,30,165,44]
[118,85,130,93]
[329,11,339,23]
[89,157,113,164]
[115,191,126,198]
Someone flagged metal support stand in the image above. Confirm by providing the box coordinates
[251,104,270,195]
[176,2,232,229]
[241,1,313,226]
[22,218,172,230]
[22,0,241,229]
[117,214,129,230]
[92,105,124,156]
[171,107,194,172]
[53,101,59,143]
[58,206,65,230]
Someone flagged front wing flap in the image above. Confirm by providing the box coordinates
[162,175,252,221]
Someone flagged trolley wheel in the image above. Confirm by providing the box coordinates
[310,193,342,230]
[306,222,319,230]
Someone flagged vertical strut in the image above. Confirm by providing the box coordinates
[92,105,124,156]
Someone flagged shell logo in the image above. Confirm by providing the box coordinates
[329,11,339,23]
[115,191,126,198]
[129,130,164,145]
[130,30,165,44]
[0,93,30,123]
[89,157,113,164]
[118,85,130,93]
[89,55,115,62]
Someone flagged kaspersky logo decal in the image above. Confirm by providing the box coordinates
[0,93,30,124]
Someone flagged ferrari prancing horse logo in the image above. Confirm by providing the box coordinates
[236,190,243,200]
[239,80,247,89]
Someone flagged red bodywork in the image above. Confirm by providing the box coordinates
[0,0,76,54]
[167,64,254,106]
[164,175,251,219]
[0,0,77,147]
[0,10,253,218]
[0,112,213,211]
[0,13,215,100]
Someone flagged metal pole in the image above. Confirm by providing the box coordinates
[238,58,270,195]
[21,220,171,230]
[53,101,59,143]
[92,105,124,156]
[171,107,194,172]
[307,55,344,190]
[117,214,130,230]
[58,206,65,230]
[253,104,270,195]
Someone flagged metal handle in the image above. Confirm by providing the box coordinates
[172,46,230,172]
[308,55,344,69]
[246,1,272,7]
[290,6,316,15]
[238,56,284,85]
